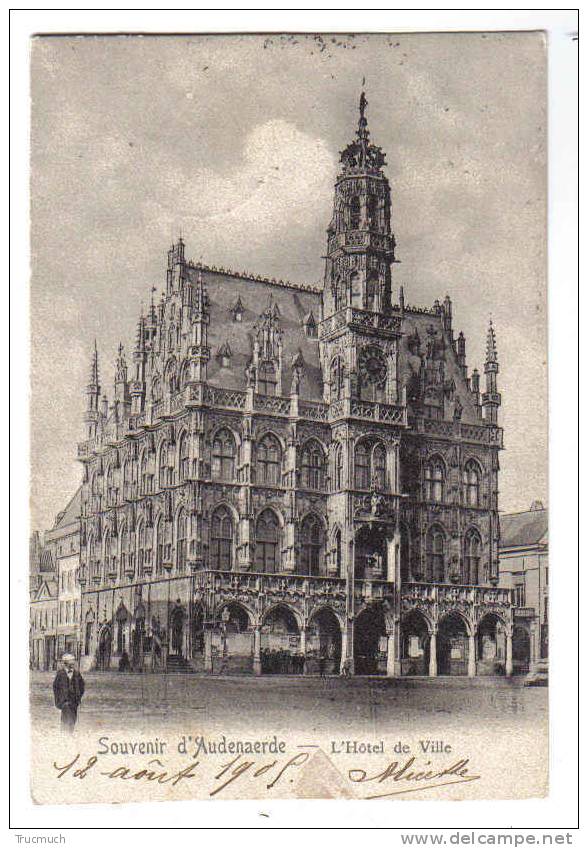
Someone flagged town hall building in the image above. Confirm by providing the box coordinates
[77,93,513,677]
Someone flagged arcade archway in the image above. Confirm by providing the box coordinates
[354,603,387,675]
[437,613,469,676]
[260,605,302,674]
[308,607,342,674]
[401,610,431,676]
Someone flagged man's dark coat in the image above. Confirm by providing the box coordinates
[53,668,85,711]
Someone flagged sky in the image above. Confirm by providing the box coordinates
[30,32,547,530]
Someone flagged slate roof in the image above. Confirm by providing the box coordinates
[190,266,324,400]
[500,508,548,549]
[53,486,82,529]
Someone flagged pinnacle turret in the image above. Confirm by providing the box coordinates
[485,319,498,365]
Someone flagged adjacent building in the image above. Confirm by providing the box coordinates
[77,93,512,677]
[499,502,548,674]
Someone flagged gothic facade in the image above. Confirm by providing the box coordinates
[77,94,513,677]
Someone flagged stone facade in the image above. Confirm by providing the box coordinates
[499,502,548,674]
[77,94,512,676]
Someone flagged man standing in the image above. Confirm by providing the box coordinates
[53,653,85,733]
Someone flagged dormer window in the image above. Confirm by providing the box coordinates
[231,295,245,322]
[302,311,317,338]
[218,342,232,368]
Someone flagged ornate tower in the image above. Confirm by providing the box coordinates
[482,320,501,424]
[84,341,101,439]
[323,91,396,319]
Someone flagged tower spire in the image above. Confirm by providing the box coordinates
[482,319,501,424]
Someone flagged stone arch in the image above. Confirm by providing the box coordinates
[512,623,532,675]
[477,611,508,675]
[260,604,303,675]
[400,609,432,676]
[216,600,252,632]
[307,605,343,674]
[262,603,302,633]
[437,611,472,676]
[354,602,388,675]
[96,623,113,671]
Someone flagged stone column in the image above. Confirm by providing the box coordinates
[300,627,307,674]
[204,627,213,673]
[341,621,354,675]
[386,629,397,678]
[468,630,477,678]
[505,625,513,677]
[253,625,262,676]
[429,627,438,677]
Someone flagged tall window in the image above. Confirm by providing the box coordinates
[257,434,281,485]
[334,529,342,575]
[106,465,115,504]
[300,515,324,575]
[464,529,482,584]
[120,522,129,579]
[159,442,174,488]
[463,460,481,507]
[350,272,361,308]
[367,195,379,229]
[366,275,378,311]
[330,356,345,401]
[333,277,345,311]
[424,458,445,502]
[255,509,280,573]
[349,195,360,229]
[137,521,146,577]
[333,443,344,490]
[427,527,445,582]
[123,460,131,499]
[179,433,190,481]
[301,441,324,489]
[212,429,236,481]
[355,443,371,489]
[155,516,164,575]
[210,506,234,570]
[400,524,410,582]
[141,451,153,495]
[372,444,387,489]
[258,361,277,396]
[176,509,187,573]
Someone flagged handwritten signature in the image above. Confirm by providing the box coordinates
[53,752,480,798]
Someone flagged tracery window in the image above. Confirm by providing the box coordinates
[257,434,281,486]
[464,528,482,584]
[333,443,344,490]
[300,515,324,576]
[300,441,324,490]
[366,275,378,311]
[427,526,445,582]
[210,506,234,570]
[349,195,361,229]
[330,356,345,401]
[463,460,481,507]
[372,444,387,489]
[258,361,277,396]
[159,442,174,488]
[254,509,280,573]
[367,195,379,230]
[179,432,190,481]
[211,429,236,481]
[424,457,445,502]
[176,509,187,573]
[354,442,371,489]
[354,441,387,490]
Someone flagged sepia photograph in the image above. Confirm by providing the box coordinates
[19,21,569,817]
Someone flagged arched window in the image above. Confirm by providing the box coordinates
[106,465,115,504]
[350,272,361,308]
[151,377,162,403]
[355,442,371,489]
[120,522,129,579]
[301,441,324,489]
[176,509,187,573]
[158,441,174,488]
[400,524,410,583]
[137,521,146,577]
[463,460,481,507]
[300,515,324,576]
[140,451,152,495]
[464,529,482,584]
[122,460,131,500]
[212,429,236,481]
[257,434,281,486]
[104,530,117,578]
[258,361,277,396]
[373,443,387,490]
[349,195,360,229]
[210,506,234,570]
[334,528,342,575]
[333,277,345,311]
[424,457,445,502]
[330,356,345,401]
[427,527,445,582]
[367,195,379,230]
[366,275,378,311]
[333,443,344,490]
[179,432,190,482]
[255,509,280,573]
[155,515,163,575]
